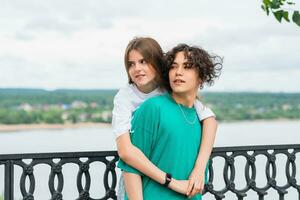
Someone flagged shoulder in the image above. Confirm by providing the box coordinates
[194,98,216,120]
[137,94,169,112]
[114,84,135,99]
[114,84,136,104]
[194,98,205,109]
[143,93,168,105]
[131,95,166,126]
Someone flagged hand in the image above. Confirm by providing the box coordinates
[168,179,189,195]
[186,168,205,198]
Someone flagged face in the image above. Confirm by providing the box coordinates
[169,51,201,96]
[128,50,157,93]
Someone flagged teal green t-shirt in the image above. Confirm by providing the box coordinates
[118,93,205,200]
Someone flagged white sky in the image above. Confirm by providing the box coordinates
[0,0,299,92]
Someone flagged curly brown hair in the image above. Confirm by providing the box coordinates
[164,44,223,91]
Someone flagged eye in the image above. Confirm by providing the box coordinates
[169,64,176,69]
[140,59,147,64]
[184,63,193,69]
[128,62,134,67]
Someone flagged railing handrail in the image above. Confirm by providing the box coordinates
[1,143,299,159]
[0,150,118,160]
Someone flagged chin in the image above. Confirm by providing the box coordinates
[136,81,146,86]
[171,88,184,93]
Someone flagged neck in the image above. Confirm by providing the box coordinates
[171,92,197,108]
[137,83,157,94]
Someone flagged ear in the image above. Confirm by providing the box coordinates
[197,77,203,86]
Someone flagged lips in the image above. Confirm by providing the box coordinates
[173,79,185,84]
[135,74,145,79]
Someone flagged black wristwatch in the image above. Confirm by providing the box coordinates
[163,173,172,187]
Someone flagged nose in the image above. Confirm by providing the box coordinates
[134,62,143,71]
[175,66,183,76]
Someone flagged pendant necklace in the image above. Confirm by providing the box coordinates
[177,103,197,125]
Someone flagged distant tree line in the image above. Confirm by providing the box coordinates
[0,89,115,124]
[0,88,116,108]
[0,89,300,124]
[203,92,300,121]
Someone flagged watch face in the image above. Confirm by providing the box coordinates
[164,173,172,187]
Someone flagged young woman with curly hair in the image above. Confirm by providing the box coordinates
[114,39,222,200]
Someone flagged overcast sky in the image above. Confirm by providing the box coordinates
[1,0,299,92]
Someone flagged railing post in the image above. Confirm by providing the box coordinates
[4,160,14,200]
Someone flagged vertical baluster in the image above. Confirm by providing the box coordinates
[258,194,265,200]
[279,193,284,200]
[4,160,14,200]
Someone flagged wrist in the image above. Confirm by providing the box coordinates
[195,166,206,172]
[163,173,172,187]
[194,162,208,172]
[168,178,177,190]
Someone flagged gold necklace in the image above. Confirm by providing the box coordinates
[177,103,197,125]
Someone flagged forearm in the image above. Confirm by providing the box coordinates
[117,133,166,185]
[117,131,189,195]
[129,146,167,184]
[123,145,166,184]
[195,117,217,172]
[118,140,189,195]
[123,172,143,200]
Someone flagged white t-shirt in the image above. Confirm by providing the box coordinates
[112,84,215,139]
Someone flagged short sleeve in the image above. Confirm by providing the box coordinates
[112,89,134,139]
[194,99,215,121]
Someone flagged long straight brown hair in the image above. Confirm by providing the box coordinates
[124,37,165,88]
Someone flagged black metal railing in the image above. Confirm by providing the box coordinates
[0,151,119,200]
[206,144,300,200]
[0,144,299,200]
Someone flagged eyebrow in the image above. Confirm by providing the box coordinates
[172,61,188,65]
[128,58,144,62]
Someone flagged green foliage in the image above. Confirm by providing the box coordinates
[261,0,300,27]
[201,92,300,121]
[292,11,300,26]
[1,89,300,123]
[0,194,3,200]
[42,109,64,124]
[0,89,117,124]
[0,88,117,109]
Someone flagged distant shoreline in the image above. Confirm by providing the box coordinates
[1,119,300,133]
[218,118,300,124]
[0,122,111,132]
